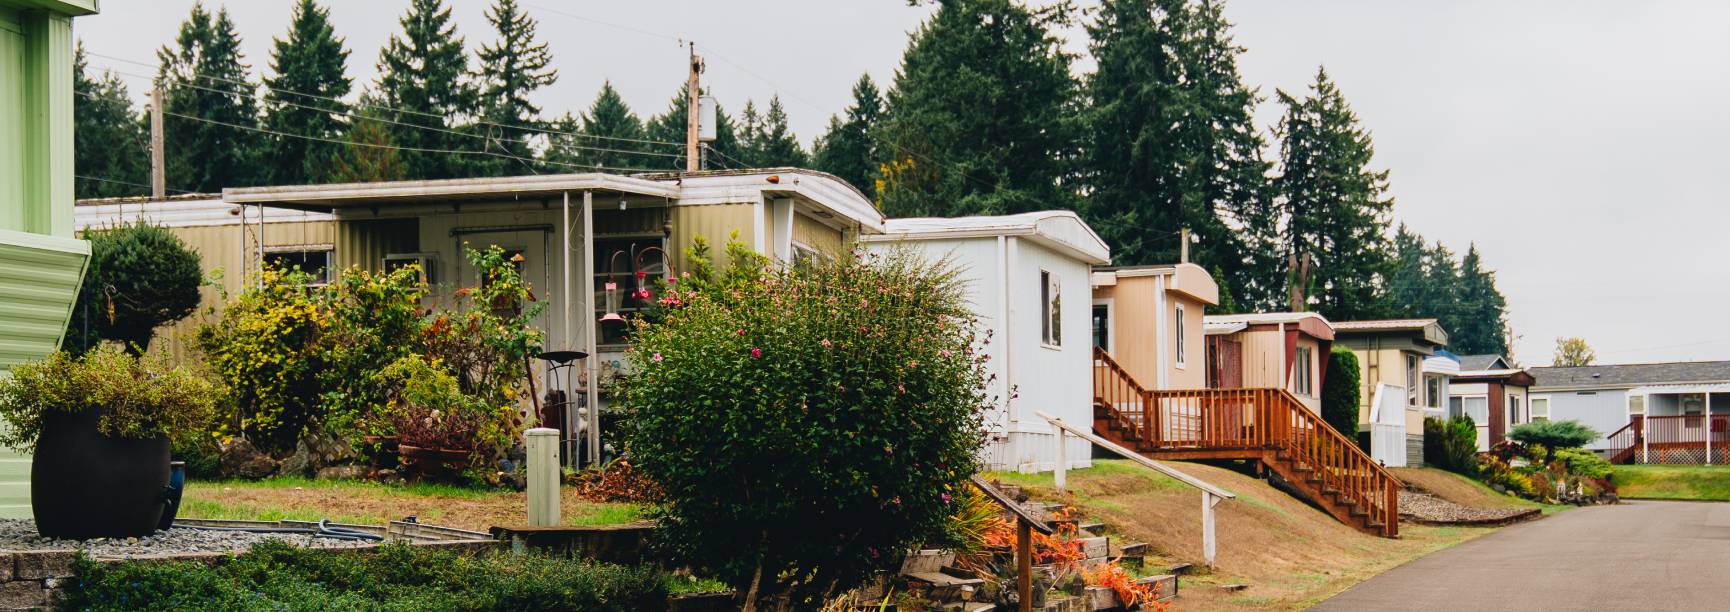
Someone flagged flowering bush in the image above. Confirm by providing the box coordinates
[195,266,326,454]
[420,247,544,423]
[616,249,989,608]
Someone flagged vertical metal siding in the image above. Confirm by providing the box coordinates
[792,212,844,256]
[669,204,755,274]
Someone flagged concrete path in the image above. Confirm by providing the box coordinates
[1313,500,1730,611]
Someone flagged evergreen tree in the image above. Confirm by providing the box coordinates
[375,0,478,180]
[74,45,149,198]
[735,99,765,166]
[544,83,665,172]
[875,0,1080,216]
[1082,0,1274,310]
[1272,67,1394,320]
[261,0,352,185]
[157,3,262,192]
[331,102,408,183]
[754,97,808,167]
[812,73,883,197]
[475,0,557,175]
[1451,245,1509,355]
[646,87,742,171]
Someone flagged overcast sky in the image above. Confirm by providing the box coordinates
[74,1,1730,367]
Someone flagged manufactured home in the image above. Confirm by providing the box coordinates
[1530,361,1730,464]
[1333,319,1451,467]
[859,211,1112,472]
[1089,263,1218,390]
[1202,312,1335,414]
[1445,354,1535,451]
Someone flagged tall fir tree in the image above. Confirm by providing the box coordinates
[874,0,1080,217]
[755,97,808,167]
[735,100,765,166]
[331,98,408,183]
[544,82,662,172]
[812,73,883,198]
[157,3,262,192]
[375,0,478,180]
[646,87,742,171]
[1451,245,1510,355]
[475,0,557,175]
[74,45,149,198]
[261,0,351,185]
[1083,0,1275,310]
[1272,67,1395,320]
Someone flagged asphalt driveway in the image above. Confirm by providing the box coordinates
[1313,500,1730,611]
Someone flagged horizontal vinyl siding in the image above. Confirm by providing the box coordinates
[0,237,84,372]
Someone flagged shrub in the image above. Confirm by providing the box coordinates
[617,250,989,608]
[60,540,669,611]
[1478,456,1538,498]
[377,355,514,457]
[420,247,544,425]
[1556,447,1612,480]
[1509,420,1599,462]
[1321,348,1360,439]
[1423,416,1479,474]
[317,264,427,438]
[65,222,203,355]
[196,266,326,454]
[0,346,221,452]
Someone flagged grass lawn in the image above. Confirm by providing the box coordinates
[1610,465,1730,501]
[989,460,1502,610]
[1390,467,1571,514]
[179,476,647,531]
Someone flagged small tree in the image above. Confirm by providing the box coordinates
[1321,347,1360,439]
[1552,337,1596,367]
[1508,420,1599,463]
[617,250,988,609]
[67,223,203,355]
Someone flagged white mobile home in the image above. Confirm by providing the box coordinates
[860,211,1111,473]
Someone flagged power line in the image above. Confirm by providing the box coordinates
[75,174,196,195]
[85,50,688,150]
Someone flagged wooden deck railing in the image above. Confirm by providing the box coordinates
[1092,347,1401,535]
[1607,415,1730,464]
[1604,419,1641,464]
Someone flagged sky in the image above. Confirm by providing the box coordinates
[72,1,1730,367]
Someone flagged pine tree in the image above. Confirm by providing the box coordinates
[735,100,765,167]
[475,0,557,175]
[74,44,149,198]
[157,3,263,192]
[331,101,408,183]
[1272,67,1395,320]
[1451,245,1509,355]
[261,0,351,185]
[755,97,808,167]
[375,0,478,180]
[544,82,663,172]
[875,0,1080,217]
[646,87,742,171]
[812,73,883,197]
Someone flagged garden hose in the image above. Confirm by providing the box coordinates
[171,518,386,542]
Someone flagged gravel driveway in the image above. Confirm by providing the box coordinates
[1313,500,1730,611]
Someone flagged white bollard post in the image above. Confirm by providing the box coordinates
[1055,426,1067,495]
[526,428,561,526]
[1202,491,1217,569]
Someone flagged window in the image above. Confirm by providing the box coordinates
[791,241,824,267]
[1530,396,1550,422]
[1040,269,1061,347]
[1449,396,1464,420]
[1405,355,1420,406]
[1091,304,1110,350]
[1425,375,1442,409]
[1174,304,1186,367]
[264,248,333,285]
[1627,394,1645,416]
[1682,393,1705,428]
[1293,346,1313,396]
[595,236,668,347]
[1508,394,1522,428]
[1463,396,1489,424]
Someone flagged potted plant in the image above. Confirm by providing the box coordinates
[0,346,221,538]
[377,355,505,481]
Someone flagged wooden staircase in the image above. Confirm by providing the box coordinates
[1091,347,1401,537]
[1605,420,1641,464]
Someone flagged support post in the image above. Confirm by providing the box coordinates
[151,83,165,201]
[1016,519,1032,612]
[1054,426,1067,495]
[1202,491,1217,568]
[525,428,560,526]
[1708,394,1714,465]
[582,191,599,467]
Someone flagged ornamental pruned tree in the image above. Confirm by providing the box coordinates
[1508,420,1599,463]
[65,223,204,356]
[375,0,478,180]
[875,0,1080,217]
[1272,66,1396,320]
[157,2,263,192]
[812,73,884,199]
[74,44,149,199]
[617,249,989,609]
[262,0,352,185]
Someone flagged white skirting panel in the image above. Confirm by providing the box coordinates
[980,430,1093,473]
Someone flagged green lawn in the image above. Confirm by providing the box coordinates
[179,477,647,531]
[1611,465,1730,501]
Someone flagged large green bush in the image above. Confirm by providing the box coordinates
[617,249,989,608]
[1321,347,1360,439]
[66,222,204,355]
[1509,420,1599,462]
[1423,415,1480,474]
[60,540,669,611]
[196,266,327,454]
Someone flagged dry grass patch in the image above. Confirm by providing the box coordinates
[179,477,645,532]
[993,460,1498,610]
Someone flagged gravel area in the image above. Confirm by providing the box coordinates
[0,519,377,558]
[1398,490,1536,524]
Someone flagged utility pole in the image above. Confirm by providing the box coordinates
[150,83,166,200]
[685,42,703,173]
[1179,228,1190,264]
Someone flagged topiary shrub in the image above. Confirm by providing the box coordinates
[66,222,203,355]
[617,250,989,608]
[1321,347,1360,439]
[1509,419,1599,463]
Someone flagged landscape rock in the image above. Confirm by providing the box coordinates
[218,438,278,480]
[316,465,367,481]
[0,519,372,558]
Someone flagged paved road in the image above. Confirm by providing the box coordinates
[1313,500,1730,611]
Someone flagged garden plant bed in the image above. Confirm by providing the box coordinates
[1396,491,1542,526]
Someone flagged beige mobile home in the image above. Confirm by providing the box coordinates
[1333,318,1450,467]
[1089,263,1218,390]
[1202,312,1336,414]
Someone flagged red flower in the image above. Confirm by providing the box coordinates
[751,347,763,358]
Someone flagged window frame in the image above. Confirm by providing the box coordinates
[262,246,335,286]
[1405,354,1420,406]
[1039,268,1061,349]
[1091,299,1112,351]
[1173,303,1187,369]
[1293,346,1313,396]
[1530,395,1550,422]
[594,233,670,349]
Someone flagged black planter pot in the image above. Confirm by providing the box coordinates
[32,406,170,539]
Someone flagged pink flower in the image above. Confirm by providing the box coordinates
[737,329,746,336]
[821,339,833,348]
[652,352,663,363]
[751,347,763,358]
[942,493,952,504]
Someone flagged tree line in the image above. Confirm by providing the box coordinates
[73,0,1512,356]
